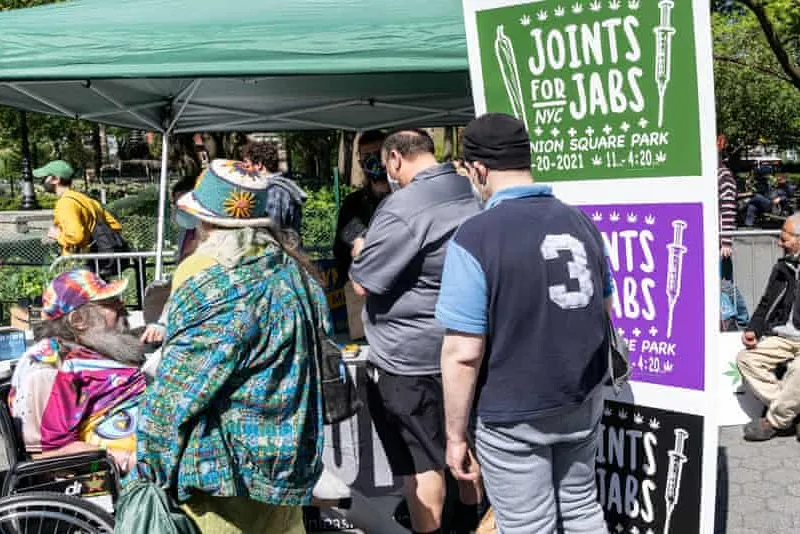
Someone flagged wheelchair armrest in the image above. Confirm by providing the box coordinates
[14,450,116,476]
[4,450,120,497]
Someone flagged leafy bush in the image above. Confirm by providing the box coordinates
[107,186,160,217]
[0,265,50,324]
[0,192,56,211]
[302,185,348,253]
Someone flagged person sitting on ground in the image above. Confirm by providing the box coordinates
[9,269,146,473]
[745,171,793,226]
[737,214,800,441]
[772,175,795,214]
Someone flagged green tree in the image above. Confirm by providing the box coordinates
[732,0,800,92]
[713,8,800,157]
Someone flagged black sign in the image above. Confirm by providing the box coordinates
[597,400,703,534]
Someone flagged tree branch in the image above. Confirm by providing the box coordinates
[714,54,792,82]
[736,0,800,91]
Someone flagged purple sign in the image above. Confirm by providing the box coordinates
[580,203,705,391]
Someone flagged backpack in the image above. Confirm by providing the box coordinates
[69,196,131,279]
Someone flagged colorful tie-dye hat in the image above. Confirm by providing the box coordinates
[42,270,128,321]
[175,159,275,228]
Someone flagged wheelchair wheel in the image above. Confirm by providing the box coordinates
[0,491,113,533]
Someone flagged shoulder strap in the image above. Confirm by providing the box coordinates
[294,262,323,360]
[65,193,102,222]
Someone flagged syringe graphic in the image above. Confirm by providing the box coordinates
[654,0,676,128]
[663,428,689,534]
[494,25,529,129]
[665,220,687,339]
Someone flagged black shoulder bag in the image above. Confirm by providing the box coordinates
[297,268,363,425]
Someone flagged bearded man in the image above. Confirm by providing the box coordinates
[9,269,146,474]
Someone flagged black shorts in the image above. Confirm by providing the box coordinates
[366,365,446,476]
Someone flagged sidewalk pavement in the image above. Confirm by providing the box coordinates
[0,425,794,533]
[716,425,800,534]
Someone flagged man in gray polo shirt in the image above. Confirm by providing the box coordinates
[350,129,480,534]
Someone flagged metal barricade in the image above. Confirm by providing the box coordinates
[49,251,176,310]
[721,229,781,320]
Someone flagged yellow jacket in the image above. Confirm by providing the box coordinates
[53,190,123,253]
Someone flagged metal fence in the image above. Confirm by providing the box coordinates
[723,229,782,325]
[0,204,339,325]
[0,213,181,324]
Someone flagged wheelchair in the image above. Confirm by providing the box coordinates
[0,380,117,532]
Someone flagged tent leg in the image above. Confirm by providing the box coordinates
[155,133,170,281]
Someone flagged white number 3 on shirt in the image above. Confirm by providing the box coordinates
[540,234,594,310]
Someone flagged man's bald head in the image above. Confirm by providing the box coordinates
[381,128,438,188]
[779,214,800,258]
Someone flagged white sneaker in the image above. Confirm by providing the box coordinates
[311,466,351,508]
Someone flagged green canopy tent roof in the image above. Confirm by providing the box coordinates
[0,0,473,132]
[0,0,475,278]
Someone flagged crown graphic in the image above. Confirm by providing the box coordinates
[633,413,644,424]
[572,2,584,13]
[627,213,637,223]
[608,0,621,10]
[618,409,628,420]
[592,155,602,166]
[537,9,548,21]
[591,211,603,222]
[649,418,661,430]
[609,211,620,222]
[628,0,640,9]
[554,6,566,16]
[589,0,602,11]
[603,407,613,417]
[520,14,531,26]
[644,214,655,225]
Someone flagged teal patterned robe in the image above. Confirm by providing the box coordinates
[134,245,329,505]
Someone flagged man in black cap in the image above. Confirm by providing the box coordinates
[436,113,613,534]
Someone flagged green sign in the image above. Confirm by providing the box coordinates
[474,0,701,181]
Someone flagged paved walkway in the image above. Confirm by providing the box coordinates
[0,425,793,532]
[716,425,800,534]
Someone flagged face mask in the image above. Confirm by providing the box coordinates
[361,154,386,181]
[387,176,401,192]
[43,179,57,194]
[471,182,485,207]
[175,210,198,230]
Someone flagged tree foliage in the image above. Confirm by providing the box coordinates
[730,0,800,91]
[713,7,800,154]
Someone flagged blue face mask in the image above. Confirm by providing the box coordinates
[174,210,198,230]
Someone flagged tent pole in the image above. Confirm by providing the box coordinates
[155,133,169,281]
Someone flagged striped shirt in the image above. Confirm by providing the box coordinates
[718,164,737,248]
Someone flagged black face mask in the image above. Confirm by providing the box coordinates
[43,180,57,194]
[360,153,386,181]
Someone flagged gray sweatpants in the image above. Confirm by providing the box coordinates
[475,392,607,534]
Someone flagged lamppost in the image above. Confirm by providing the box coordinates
[19,111,39,210]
